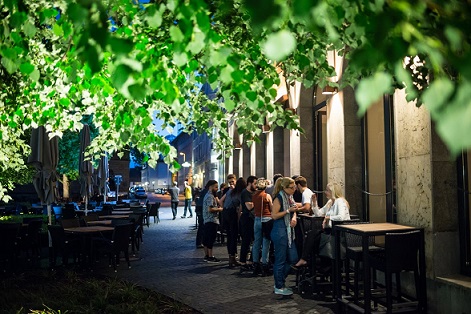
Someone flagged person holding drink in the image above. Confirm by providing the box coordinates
[270,177,299,296]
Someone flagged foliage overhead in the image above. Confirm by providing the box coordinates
[1,0,471,202]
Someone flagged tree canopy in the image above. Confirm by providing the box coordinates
[1,0,471,202]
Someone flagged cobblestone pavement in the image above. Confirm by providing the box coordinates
[96,205,337,314]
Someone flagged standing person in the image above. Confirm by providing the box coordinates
[195,186,208,248]
[219,176,245,267]
[266,173,283,197]
[217,183,227,199]
[294,181,350,268]
[270,177,299,296]
[251,178,273,276]
[294,176,314,213]
[291,175,303,203]
[181,181,193,218]
[202,179,223,263]
[239,175,258,270]
[168,181,180,220]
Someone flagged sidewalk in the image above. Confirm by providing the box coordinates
[96,206,337,313]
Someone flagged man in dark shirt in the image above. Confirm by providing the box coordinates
[194,187,208,248]
[239,175,257,268]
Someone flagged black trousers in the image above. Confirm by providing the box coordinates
[222,209,239,256]
[239,214,254,263]
[195,206,204,246]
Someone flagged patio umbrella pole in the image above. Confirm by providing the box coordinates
[85,195,88,216]
[47,204,52,225]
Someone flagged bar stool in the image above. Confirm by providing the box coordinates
[369,230,421,313]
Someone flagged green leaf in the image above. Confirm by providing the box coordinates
[108,37,134,55]
[20,63,35,75]
[128,84,147,101]
[173,52,188,67]
[23,22,37,38]
[111,64,133,89]
[169,25,185,43]
[30,68,40,81]
[356,72,393,116]
[1,58,18,73]
[145,5,163,28]
[53,24,64,37]
[68,4,88,27]
[422,78,454,119]
[262,30,296,61]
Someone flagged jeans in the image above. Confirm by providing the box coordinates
[222,209,239,256]
[252,217,271,264]
[171,201,178,218]
[239,214,254,263]
[183,199,193,217]
[271,219,298,289]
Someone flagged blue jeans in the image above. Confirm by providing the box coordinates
[271,220,298,289]
[252,217,271,264]
[171,201,178,218]
[183,199,193,216]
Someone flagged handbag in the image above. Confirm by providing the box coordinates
[318,231,346,260]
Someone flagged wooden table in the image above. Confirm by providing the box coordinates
[111,210,133,215]
[99,215,129,220]
[333,223,426,313]
[86,220,113,226]
[64,226,115,268]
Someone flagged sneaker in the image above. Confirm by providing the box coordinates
[188,215,193,218]
[181,216,186,218]
[207,256,221,263]
[203,255,209,262]
[274,287,293,296]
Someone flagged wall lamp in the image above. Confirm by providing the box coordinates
[322,86,338,95]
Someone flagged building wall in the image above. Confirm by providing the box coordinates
[326,92,345,186]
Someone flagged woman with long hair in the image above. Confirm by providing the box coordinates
[294,181,350,267]
[270,177,299,296]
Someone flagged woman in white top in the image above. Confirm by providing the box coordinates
[295,181,350,267]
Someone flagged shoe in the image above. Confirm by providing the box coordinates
[172,217,176,220]
[228,255,241,267]
[181,216,186,218]
[188,215,193,218]
[207,256,221,263]
[203,255,209,262]
[274,287,293,296]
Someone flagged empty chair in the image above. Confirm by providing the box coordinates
[343,221,384,303]
[47,225,80,267]
[147,202,160,226]
[20,219,43,260]
[0,223,21,273]
[93,223,134,271]
[369,230,421,313]
[62,204,77,219]
[128,213,144,254]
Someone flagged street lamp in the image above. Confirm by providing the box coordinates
[179,152,186,162]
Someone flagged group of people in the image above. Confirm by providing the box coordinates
[194,173,351,296]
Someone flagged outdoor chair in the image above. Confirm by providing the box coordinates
[0,223,21,273]
[47,225,80,268]
[369,230,421,313]
[343,221,384,303]
[92,223,134,272]
[147,202,160,226]
[20,219,43,261]
[62,204,77,219]
[128,213,144,254]
[83,213,99,226]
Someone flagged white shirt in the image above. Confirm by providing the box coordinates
[312,197,350,228]
[302,188,314,206]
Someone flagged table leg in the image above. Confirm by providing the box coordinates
[362,235,371,314]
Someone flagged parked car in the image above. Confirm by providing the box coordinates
[134,186,147,199]
[155,187,168,195]
[129,186,147,199]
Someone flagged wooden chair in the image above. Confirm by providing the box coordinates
[47,225,80,267]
